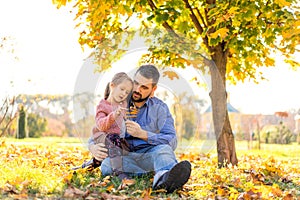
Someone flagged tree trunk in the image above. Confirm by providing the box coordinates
[17,105,26,139]
[209,45,238,167]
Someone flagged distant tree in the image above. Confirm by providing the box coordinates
[15,94,73,135]
[260,123,294,144]
[27,113,47,138]
[275,121,293,144]
[42,118,66,137]
[17,105,26,139]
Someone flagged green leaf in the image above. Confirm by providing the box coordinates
[243,9,254,22]
[147,15,155,21]
[161,13,169,21]
[123,5,131,13]
[178,21,189,33]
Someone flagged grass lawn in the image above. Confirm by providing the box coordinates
[0,137,300,199]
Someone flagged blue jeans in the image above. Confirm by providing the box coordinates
[101,144,178,186]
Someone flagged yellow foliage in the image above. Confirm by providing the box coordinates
[275,0,291,7]
[209,28,229,40]
[1,139,300,199]
[265,57,275,67]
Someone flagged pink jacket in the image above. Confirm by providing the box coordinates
[92,99,126,135]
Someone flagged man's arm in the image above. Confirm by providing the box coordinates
[146,104,177,150]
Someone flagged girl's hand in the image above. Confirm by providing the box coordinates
[115,106,127,117]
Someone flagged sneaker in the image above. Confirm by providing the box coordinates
[71,158,101,171]
[153,160,191,193]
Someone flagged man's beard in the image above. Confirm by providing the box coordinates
[132,92,151,103]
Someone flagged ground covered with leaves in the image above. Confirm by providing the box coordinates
[0,138,300,199]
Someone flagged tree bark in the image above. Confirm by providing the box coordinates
[209,45,238,167]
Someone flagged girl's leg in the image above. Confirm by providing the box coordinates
[105,134,131,180]
[101,156,150,177]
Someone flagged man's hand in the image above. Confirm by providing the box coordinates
[125,120,148,141]
[89,143,108,161]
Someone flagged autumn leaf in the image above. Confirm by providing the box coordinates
[283,193,294,200]
[275,0,291,6]
[3,183,18,194]
[117,178,136,190]
[209,28,229,40]
[141,188,154,199]
[100,193,129,200]
[237,189,262,199]
[63,186,86,198]
[106,184,116,192]
[162,70,179,80]
[1,140,6,147]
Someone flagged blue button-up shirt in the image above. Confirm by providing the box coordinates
[126,97,177,151]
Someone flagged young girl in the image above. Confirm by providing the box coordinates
[92,72,133,180]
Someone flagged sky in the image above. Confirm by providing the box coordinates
[0,0,300,115]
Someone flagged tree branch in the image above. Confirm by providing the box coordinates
[147,0,180,37]
[196,8,207,28]
[0,112,17,137]
[146,0,212,65]
[0,96,17,137]
[0,99,9,125]
[182,0,204,35]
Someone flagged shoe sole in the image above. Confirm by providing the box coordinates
[155,160,191,193]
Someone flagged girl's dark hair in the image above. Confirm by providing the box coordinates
[104,72,133,100]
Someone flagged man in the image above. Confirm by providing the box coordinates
[89,64,191,193]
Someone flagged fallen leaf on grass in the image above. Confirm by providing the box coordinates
[271,187,282,197]
[117,178,136,190]
[141,188,154,199]
[3,183,19,194]
[280,175,293,183]
[63,186,86,198]
[237,189,262,200]
[282,193,294,200]
[106,184,116,192]
[9,193,28,200]
[131,189,144,195]
[101,192,129,200]
[177,190,190,197]
[152,188,167,193]
[99,175,112,187]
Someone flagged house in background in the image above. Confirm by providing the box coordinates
[199,101,297,140]
[200,101,241,139]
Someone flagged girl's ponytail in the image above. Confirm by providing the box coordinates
[104,82,110,100]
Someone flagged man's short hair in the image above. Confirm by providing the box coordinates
[135,64,160,86]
